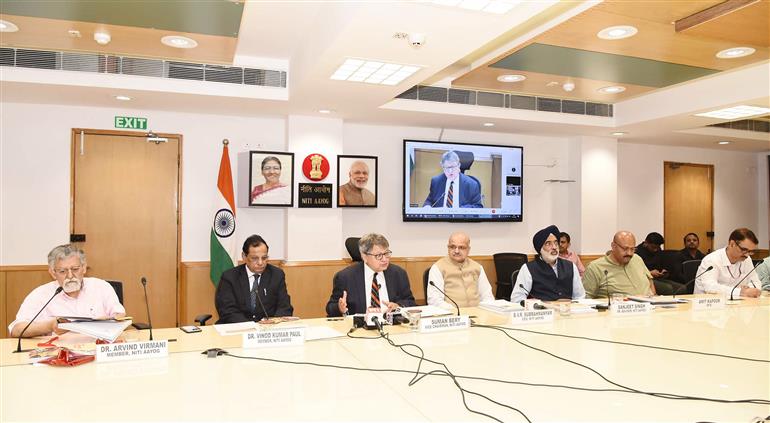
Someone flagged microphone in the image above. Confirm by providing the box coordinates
[140,277,154,341]
[516,284,546,310]
[14,287,63,353]
[429,281,460,316]
[594,270,611,311]
[730,261,762,301]
[255,279,271,321]
[673,266,713,298]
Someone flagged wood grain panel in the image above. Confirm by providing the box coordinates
[664,162,714,253]
[1,268,53,338]
[180,262,218,326]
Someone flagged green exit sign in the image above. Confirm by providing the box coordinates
[114,116,148,130]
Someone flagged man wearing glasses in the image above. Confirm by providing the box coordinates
[9,244,125,337]
[511,225,585,304]
[695,228,761,298]
[428,232,494,309]
[215,234,293,323]
[582,231,656,299]
[326,233,416,317]
[423,150,483,208]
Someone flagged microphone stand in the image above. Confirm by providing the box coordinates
[140,277,153,341]
[673,266,713,298]
[14,287,64,353]
[429,281,460,316]
[729,261,761,301]
[594,270,611,311]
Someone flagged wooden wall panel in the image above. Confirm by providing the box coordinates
[282,261,349,319]
[180,262,218,326]
[1,266,52,338]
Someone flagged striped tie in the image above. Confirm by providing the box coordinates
[446,181,454,208]
[371,272,381,308]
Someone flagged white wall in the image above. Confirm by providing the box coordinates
[757,152,769,248]
[617,142,766,249]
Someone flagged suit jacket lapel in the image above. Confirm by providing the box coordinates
[355,262,367,312]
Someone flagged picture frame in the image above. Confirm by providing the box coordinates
[337,155,378,208]
[249,151,295,207]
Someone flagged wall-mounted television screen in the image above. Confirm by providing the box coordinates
[403,139,523,222]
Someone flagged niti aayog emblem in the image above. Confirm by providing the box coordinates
[301,153,330,181]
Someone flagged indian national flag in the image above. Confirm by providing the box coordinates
[210,141,237,286]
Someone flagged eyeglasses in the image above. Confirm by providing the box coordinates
[612,243,635,253]
[245,255,269,263]
[735,242,757,256]
[364,250,392,261]
[262,166,281,172]
[442,164,460,171]
[447,244,468,251]
[53,267,82,277]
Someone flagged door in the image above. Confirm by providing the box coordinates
[664,162,714,253]
[71,129,181,328]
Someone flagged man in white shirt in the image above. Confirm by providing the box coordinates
[511,225,585,304]
[695,228,761,298]
[427,232,494,310]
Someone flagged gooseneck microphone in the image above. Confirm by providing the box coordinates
[255,285,271,321]
[673,266,714,298]
[14,286,63,353]
[517,284,546,310]
[730,261,762,301]
[140,277,154,341]
[594,270,611,311]
[429,281,461,316]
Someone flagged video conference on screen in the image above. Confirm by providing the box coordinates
[403,139,523,222]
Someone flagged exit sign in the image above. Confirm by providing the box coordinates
[114,116,148,130]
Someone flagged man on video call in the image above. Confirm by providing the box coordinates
[423,150,483,208]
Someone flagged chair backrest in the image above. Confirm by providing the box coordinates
[681,260,702,294]
[106,280,124,305]
[659,249,684,282]
[455,151,475,174]
[422,267,430,301]
[493,253,528,300]
[345,237,362,262]
[753,259,763,268]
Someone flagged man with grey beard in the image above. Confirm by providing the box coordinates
[9,244,125,338]
[511,225,585,304]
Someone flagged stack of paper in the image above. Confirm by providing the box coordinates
[57,320,132,342]
[479,300,524,314]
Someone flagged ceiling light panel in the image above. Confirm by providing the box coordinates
[716,47,755,59]
[0,19,19,32]
[695,105,770,119]
[331,59,420,86]
[597,25,638,40]
[431,0,521,14]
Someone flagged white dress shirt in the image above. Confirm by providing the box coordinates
[245,267,262,292]
[427,262,494,310]
[364,263,390,309]
[510,260,585,304]
[695,248,760,297]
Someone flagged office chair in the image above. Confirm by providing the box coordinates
[680,260,702,295]
[509,269,520,301]
[455,151,482,188]
[659,249,684,282]
[345,237,362,262]
[422,267,430,303]
[106,280,150,330]
[493,253,528,300]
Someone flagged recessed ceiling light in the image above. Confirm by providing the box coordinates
[598,85,626,94]
[161,35,198,49]
[611,132,627,136]
[115,95,132,101]
[562,82,575,92]
[597,25,638,40]
[94,31,111,45]
[0,19,19,33]
[483,122,495,127]
[497,74,526,83]
[716,47,755,59]
[330,58,420,86]
[318,109,333,114]
[695,105,770,119]
[432,0,522,14]
[717,141,731,145]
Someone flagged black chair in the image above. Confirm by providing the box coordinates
[681,260,702,294]
[455,151,482,191]
[106,280,150,330]
[509,269,520,302]
[345,237,362,262]
[659,249,684,282]
[422,267,430,303]
[753,259,763,267]
[493,253,528,300]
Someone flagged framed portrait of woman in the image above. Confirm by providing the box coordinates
[337,155,377,208]
[249,151,294,207]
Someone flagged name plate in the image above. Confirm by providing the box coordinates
[419,315,470,333]
[611,302,652,315]
[691,296,726,311]
[509,309,555,325]
[96,340,168,362]
[243,327,305,348]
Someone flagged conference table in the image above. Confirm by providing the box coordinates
[2,296,768,422]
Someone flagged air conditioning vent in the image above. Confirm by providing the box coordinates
[396,85,613,117]
[710,119,770,133]
[0,47,287,89]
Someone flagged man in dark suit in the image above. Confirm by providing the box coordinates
[215,234,293,323]
[423,151,483,208]
[326,233,416,317]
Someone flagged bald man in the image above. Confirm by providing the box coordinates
[427,232,494,310]
[582,231,656,298]
[338,160,375,206]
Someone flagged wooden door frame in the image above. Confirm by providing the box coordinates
[70,128,184,325]
[663,161,715,252]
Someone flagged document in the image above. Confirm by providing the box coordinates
[213,321,257,336]
[627,295,687,305]
[479,300,523,314]
[57,320,133,342]
[401,305,453,317]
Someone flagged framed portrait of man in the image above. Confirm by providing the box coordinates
[337,155,377,208]
[249,151,294,207]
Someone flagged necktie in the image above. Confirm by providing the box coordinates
[250,274,261,312]
[371,272,381,308]
[446,181,454,208]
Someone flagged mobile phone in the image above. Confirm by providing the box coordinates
[180,325,202,334]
